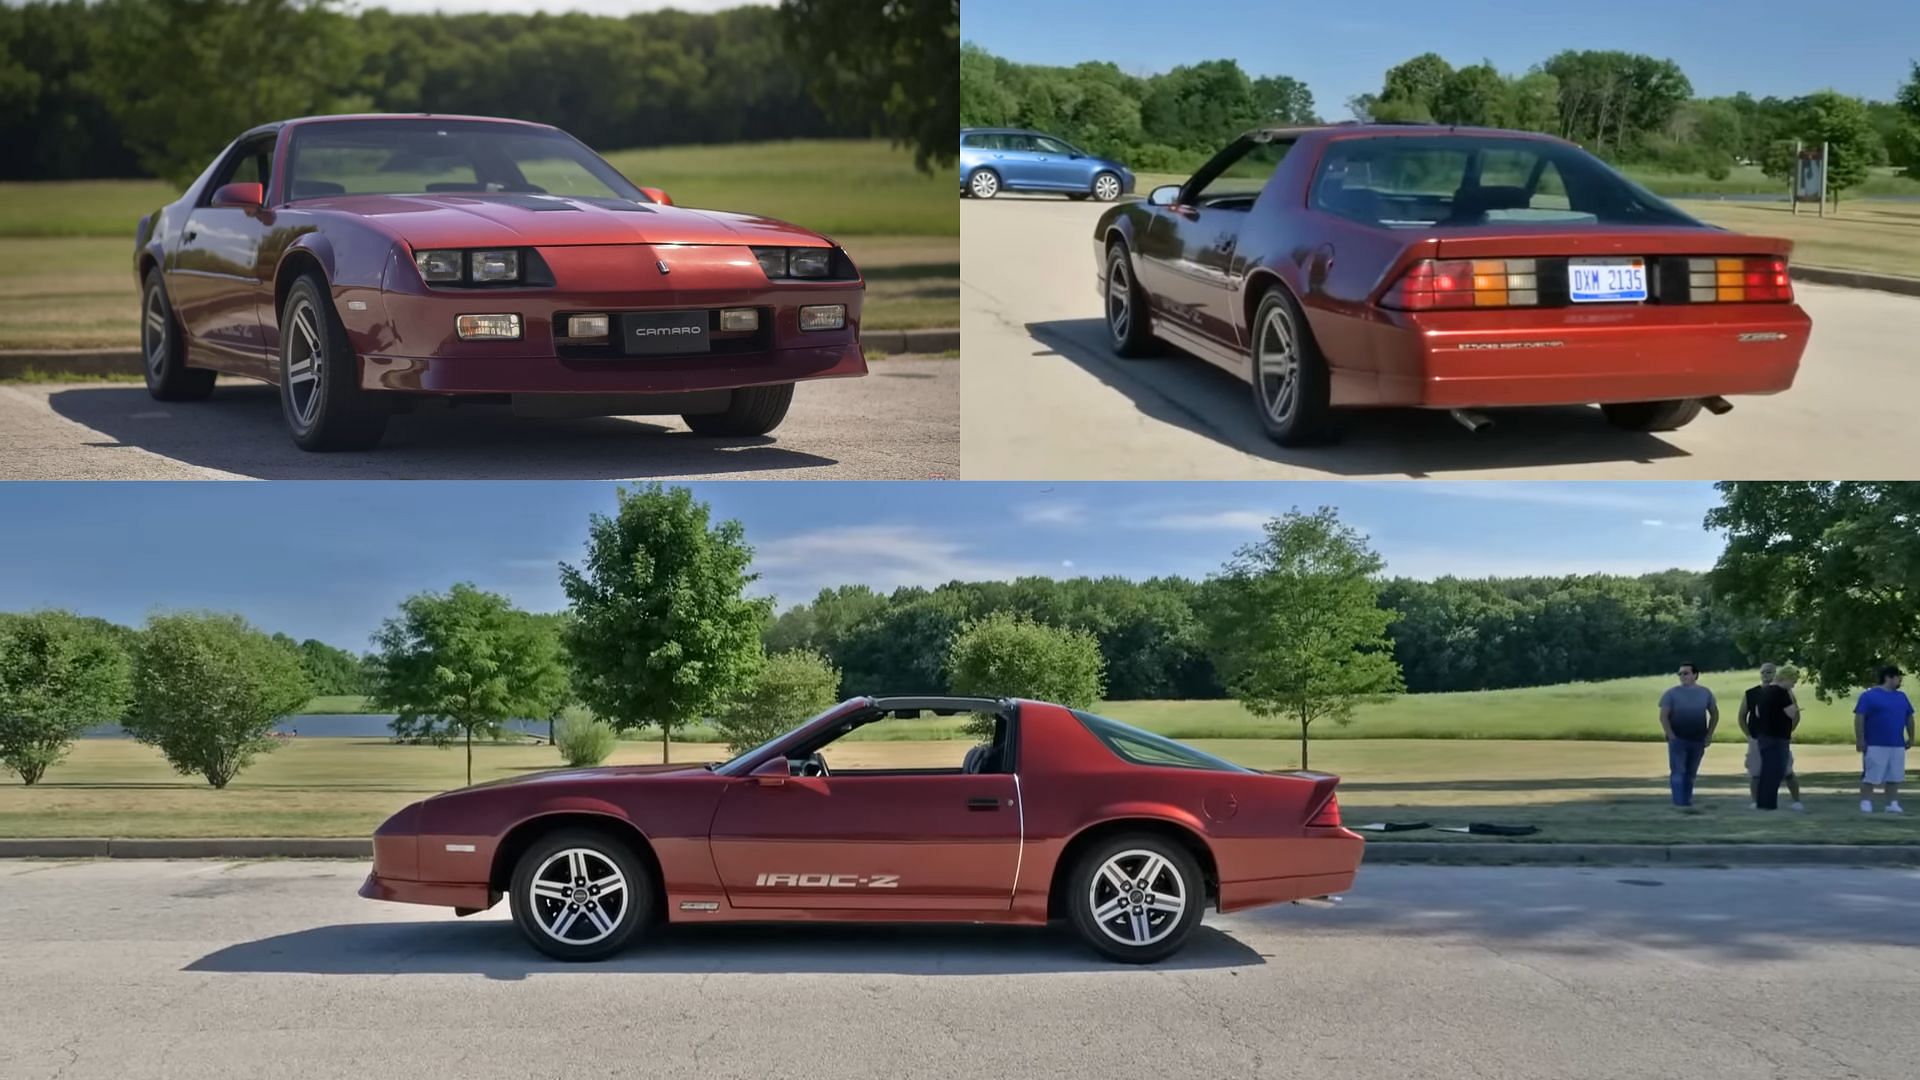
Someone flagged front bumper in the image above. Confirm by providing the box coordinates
[360,342,864,395]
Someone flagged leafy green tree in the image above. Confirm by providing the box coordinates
[294,638,364,696]
[1251,74,1316,125]
[1199,509,1404,769]
[949,612,1105,736]
[125,612,311,788]
[562,485,769,763]
[554,716,618,768]
[782,0,958,171]
[1790,91,1881,202]
[1707,482,1919,700]
[1380,52,1454,115]
[714,649,843,753]
[369,584,567,786]
[0,611,132,784]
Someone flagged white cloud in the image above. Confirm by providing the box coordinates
[1015,500,1087,527]
[750,526,1048,601]
[1642,519,1667,528]
[1061,559,1076,568]
[1378,481,1706,516]
[1141,509,1274,532]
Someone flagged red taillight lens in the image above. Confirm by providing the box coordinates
[1381,258,1539,310]
[1687,256,1793,302]
[1307,793,1341,828]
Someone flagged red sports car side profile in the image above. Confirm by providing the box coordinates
[134,114,865,450]
[360,696,1363,963]
[1093,124,1812,446]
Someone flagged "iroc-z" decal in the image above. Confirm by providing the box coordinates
[755,872,899,888]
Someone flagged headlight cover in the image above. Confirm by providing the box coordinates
[411,248,541,287]
[752,245,848,280]
[414,249,463,283]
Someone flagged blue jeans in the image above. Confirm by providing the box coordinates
[1668,738,1707,806]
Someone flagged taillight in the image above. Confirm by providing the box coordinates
[1686,256,1792,302]
[1307,793,1341,828]
[1381,258,1539,310]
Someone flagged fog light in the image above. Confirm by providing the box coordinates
[720,308,759,332]
[568,314,609,339]
[455,313,521,340]
[798,304,845,331]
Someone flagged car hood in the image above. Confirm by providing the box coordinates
[292,192,833,249]
[434,761,714,797]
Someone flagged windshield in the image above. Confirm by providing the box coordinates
[283,120,646,203]
[1072,710,1252,773]
[1310,135,1700,230]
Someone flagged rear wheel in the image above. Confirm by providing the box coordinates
[1602,398,1703,432]
[682,383,794,436]
[1249,287,1336,446]
[1066,833,1204,963]
[1091,171,1123,202]
[141,269,215,402]
[279,274,388,451]
[968,169,1001,199]
[508,828,651,961]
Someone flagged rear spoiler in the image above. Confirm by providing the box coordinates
[1263,770,1342,826]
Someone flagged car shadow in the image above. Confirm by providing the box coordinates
[44,383,839,480]
[185,919,1266,980]
[1025,318,1694,477]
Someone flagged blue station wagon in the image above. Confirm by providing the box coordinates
[960,128,1135,202]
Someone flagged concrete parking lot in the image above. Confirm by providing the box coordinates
[0,357,956,480]
[5,858,1915,1079]
[961,197,1920,480]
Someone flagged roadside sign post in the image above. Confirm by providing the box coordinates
[1820,141,1829,217]
[1792,142,1827,218]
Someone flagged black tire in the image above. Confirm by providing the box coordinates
[682,383,794,436]
[1602,398,1703,432]
[1104,242,1157,358]
[141,269,215,402]
[278,274,388,451]
[1067,192,1091,201]
[1065,832,1205,964]
[508,827,652,962]
[1247,286,1337,446]
[1090,171,1123,202]
[967,168,1001,199]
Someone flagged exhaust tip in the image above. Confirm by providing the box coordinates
[1701,396,1734,416]
[1450,409,1494,433]
[1292,895,1342,908]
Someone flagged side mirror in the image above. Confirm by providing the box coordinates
[749,757,790,786]
[211,182,265,211]
[640,186,673,206]
[1148,184,1181,208]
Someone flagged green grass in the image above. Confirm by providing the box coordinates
[1620,163,1920,199]
[1675,199,1920,279]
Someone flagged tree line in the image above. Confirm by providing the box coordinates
[961,44,1920,197]
[0,0,958,185]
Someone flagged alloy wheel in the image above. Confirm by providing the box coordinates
[528,847,629,946]
[1094,174,1121,201]
[1107,255,1131,341]
[143,287,168,376]
[284,299,326,428]
[1086,848,1187,947]
[1256,303,1300,424]
[970,171,999,198]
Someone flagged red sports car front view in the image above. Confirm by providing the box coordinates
[132,114,865,450]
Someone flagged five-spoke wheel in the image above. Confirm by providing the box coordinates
[140,269,214,402]
[1105,243,1155,357]
[277,273,388,451]
[1067,833,1203,962]
[1247,287,1335,446]
[510,828,651,961]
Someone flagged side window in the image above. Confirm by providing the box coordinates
[205,137,274,202]
[1190,138,1293,207]
[807,710,1011,773]
[1002,134,1035,153]
[1033,135,1073,155]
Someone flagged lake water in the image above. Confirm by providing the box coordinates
[83,714,553,739]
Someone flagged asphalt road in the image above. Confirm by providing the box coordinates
[0,357,956,480]
[6,859,1916,1079]
[962,197,1920,479]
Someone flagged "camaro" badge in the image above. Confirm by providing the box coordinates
[755,872,899,888]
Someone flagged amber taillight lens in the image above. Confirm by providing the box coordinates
[1686,256,1792,302]
[1381,258,1541,310]
[1307,793,1342,828]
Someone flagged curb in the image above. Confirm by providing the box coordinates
[0,327,962,379]
[1791,265,1920,298]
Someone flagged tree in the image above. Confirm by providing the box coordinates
[369,584,567,786]
[713,649,843,753]
[124,612,311,788]
[1432,62,1509,127]
[782,0,958,171]
[0,611,132,785]
[295,638,364,696]
[562,485,769,763]
[1706,482,1919,700]
[1380,52,1453,115]
[554,716,618,768]
[1790,91,1881,203]
[1198,509,1404,769]
[948,612,1105,736]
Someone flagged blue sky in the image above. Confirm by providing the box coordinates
[962,0,1917,117]
[0,481,1723,651]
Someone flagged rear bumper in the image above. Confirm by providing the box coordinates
[359,871,495,911]
[358,342,865,395]
[1347,302,1811,409]
[1219,870,1359,913]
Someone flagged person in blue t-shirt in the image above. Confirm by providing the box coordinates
[1856,666,1916,814]
[1658,662,1719,809]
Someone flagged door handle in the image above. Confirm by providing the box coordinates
[184,229,198,242]
[966,797,1002,811]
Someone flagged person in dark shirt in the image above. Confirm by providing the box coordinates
[1750,666,1801,810]
[1741,662,1803,811]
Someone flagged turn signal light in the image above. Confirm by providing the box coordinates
[455,313,521,340]
[1307,794,1342,828]
[1687,256,1792,302]
[799,304,846,331]
[1382,258,1539,310]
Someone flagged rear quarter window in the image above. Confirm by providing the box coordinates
[1072,711,1251,773]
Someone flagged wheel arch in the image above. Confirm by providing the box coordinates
[273,239,336,321]
[1241,266,1303,342]
[487,811,669,921]
[1045,815,1220,919]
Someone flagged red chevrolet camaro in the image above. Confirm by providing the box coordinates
[134,114,865,450]
[361,696,1363,963]
[1094,124,1812,445]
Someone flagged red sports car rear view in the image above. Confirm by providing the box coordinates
[361,696,1364,963]
[1093,124,1812,446]
[134,114,865,451]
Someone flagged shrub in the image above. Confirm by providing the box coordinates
[124,612,311,788]
[713,649,843,752]
[948,614,1105,735]
[555,715,619,767]
[0,611,133,784]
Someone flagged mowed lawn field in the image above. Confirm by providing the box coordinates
[4,735,1908,845]
[0,138,955,352]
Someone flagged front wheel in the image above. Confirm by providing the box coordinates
[279,274,388,451]
[1066,834,1204,963]
[508,829,651,961]
[967,169,1001,199]
[682,383,794,436]
[1105,243,1156,358]
[1091,171,1123,202]
[1249,287,1336,446]
[1602,399,1703,432]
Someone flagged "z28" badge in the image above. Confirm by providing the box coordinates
[755,872,899,888]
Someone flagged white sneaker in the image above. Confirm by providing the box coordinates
[1889,802,1905,814]
[1790,802,1805,812]
[1862,800,1875,813]
[1749,802,1758,810]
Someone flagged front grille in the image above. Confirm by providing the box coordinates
[553,307,773,360]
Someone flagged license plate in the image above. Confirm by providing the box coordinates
[621,310,709,355]
[1568,257,1647,303]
